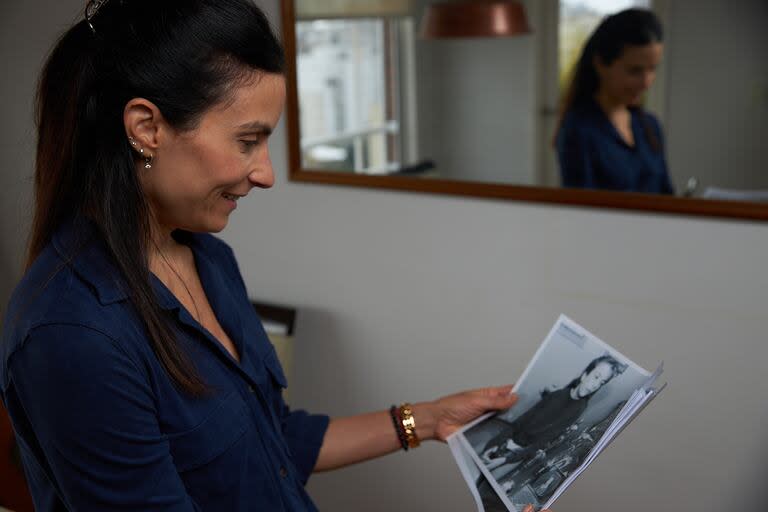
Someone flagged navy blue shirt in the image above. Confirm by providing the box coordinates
[556,100,674,194]
[1,219,329,511]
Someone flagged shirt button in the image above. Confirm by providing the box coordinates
[279,467,288,478]
[248,385,255,393]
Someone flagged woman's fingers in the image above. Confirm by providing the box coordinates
[485,386,517,409]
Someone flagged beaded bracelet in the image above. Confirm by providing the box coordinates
[389,405,409,451]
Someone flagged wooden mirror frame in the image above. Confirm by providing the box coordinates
[281,1,768,221]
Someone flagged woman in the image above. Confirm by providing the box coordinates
[555,8,674,194]
[0,1,538,510]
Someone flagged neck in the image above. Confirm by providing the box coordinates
[143,211,202,323]
[569,386,580,400]
[147,216,185,272]
[593,90,627,118]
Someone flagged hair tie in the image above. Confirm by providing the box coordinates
[85,0,112,34]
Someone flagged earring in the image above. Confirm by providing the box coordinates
[128,137,153,169]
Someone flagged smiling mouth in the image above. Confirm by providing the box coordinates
[222,192,244,201]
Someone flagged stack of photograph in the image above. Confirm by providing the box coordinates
[449,315,665,512]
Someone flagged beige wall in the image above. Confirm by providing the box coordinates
[2,1,767,511]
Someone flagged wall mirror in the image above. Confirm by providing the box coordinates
[282,0,768,220]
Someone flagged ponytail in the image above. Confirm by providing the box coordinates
[29,21,94,268]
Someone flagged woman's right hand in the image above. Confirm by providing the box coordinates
[480,446,498,463]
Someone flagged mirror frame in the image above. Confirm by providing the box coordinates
[281,1,768,221]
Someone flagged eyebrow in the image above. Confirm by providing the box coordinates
[235,121,273,136]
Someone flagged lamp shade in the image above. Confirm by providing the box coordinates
[420,0,531,39]
[295,0,413,19]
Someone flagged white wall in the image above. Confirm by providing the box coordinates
[2,1,768,512]
[665,0,768,192]
[414,0,536,184]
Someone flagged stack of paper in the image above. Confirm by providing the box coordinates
[449,315,665,512]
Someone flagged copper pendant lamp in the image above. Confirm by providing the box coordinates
[420,0,531,39]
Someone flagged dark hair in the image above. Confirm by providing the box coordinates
[29,0,284,395]
[564,355,627,397]
[555,8,663,149]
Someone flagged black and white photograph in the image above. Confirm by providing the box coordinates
[448,435,510,512]
[458,316,653,511]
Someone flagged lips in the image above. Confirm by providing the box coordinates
[222,192,244,201]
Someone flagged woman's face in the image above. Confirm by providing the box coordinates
[595,42,663,106]
[575,361,615,398]
[140,72,286,234]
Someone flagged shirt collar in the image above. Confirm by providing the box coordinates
[52,217,131,306]
[51,218,246,347]
[584,98,641,148]
[51,218,185,310]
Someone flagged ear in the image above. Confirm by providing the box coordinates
[592,55,607,78]
[123,98,169,151]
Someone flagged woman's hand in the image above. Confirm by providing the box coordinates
[316,385,516,471]
[416,385,518,442]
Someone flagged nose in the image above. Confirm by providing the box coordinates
[248,151,275,189]
[641,71,655,90]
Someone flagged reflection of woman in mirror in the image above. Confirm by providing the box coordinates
[555,9,674,194]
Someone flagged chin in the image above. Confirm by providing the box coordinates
[186,218,229,234]
[207,220,228,233]
[627,94,645,107]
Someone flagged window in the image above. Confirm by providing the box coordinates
[296,18,410,174]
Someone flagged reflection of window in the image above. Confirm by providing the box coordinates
[559,0,651,89]
[297,18,410,174]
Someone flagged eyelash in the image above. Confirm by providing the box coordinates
[240,138,263,152]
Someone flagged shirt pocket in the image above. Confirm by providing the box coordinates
[167,391,249,473]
